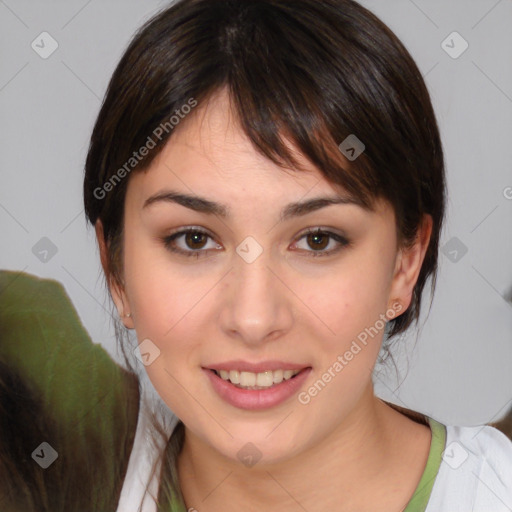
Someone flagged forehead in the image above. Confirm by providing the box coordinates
[129,89,355,207]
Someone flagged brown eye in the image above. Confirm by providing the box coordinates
[162,228,221,259]
[294,228,350,258]
[184,231,208,250]
[306,232,330,251]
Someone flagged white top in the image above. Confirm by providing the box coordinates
[117,400,512,512]
[426,423,512,511]
[116,384,177,512]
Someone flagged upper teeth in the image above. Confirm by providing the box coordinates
[216,369,301,388]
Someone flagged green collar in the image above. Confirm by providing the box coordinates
[402,416,447,511]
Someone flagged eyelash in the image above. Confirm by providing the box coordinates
[161,227,350,259]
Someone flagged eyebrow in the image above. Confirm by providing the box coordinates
[142,189,364,222]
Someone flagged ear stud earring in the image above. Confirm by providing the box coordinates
[124,312,132,318]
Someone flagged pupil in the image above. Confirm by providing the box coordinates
[309,233,328,250]
[187,232,206,249]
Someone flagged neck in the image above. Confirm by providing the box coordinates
[176,384,427,511]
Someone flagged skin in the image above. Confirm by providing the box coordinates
[97,88,433,511]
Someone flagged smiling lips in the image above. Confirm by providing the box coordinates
[203,361,311,410]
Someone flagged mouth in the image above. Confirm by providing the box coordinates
[203,365,312,410]
[209,368,303,390]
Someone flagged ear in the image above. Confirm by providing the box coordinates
[95,219,134,329]
[388,214,433,314]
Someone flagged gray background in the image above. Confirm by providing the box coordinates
[1,0,511,426]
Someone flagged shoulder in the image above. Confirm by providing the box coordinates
[427,422,512,512]
[450,421,512,458]
[445,423,512,480]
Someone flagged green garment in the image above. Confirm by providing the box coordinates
[0,270,139,512]
[402,415,446,511]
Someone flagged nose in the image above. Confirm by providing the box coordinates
[219,247,293,347]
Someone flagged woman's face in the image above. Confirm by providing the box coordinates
[107,90,428,465]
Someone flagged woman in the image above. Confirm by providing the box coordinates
[81,0,512,510]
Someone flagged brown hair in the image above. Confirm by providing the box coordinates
[83,0,446,508]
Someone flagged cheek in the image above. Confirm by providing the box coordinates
[295,270,391,422]
[125,258,208,414]
[127,273,215,379]
[298,258,393,352]
[123,236,209,338]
